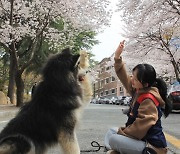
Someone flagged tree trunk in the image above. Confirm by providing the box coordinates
[7,52,16,105]
[15,70,24,107]
[160,37,180,81]
[171,59,180,81]
[7,0,17,104]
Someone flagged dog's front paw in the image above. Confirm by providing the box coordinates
[79,50,89,69]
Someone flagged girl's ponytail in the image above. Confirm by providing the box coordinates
[155,78,172,118]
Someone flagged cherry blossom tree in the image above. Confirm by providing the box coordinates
[117,0,180,82]
[0,0,111,106]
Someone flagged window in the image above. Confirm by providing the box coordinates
[101,67,104,73]
[100,80,104,88]
[100,92,103,96]
[106,78,109,84]
[111,76,115,82]
[105,90,109,95]
[106,66,110,71]
[120,87,123,92]
[111,89,115,94]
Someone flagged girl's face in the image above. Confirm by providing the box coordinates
[131,69,143,90]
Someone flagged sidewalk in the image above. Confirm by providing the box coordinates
[0,104,179,154]
[0,104,19,120]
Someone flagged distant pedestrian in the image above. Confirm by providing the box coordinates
[105,40,172,154]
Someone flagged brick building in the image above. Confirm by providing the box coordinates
[93,57,129,99]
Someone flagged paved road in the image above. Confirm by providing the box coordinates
[0,104,179,154]
[47,104,180,154]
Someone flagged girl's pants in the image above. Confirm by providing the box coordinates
[104,127,146,154]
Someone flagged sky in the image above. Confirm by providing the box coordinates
[91,1,125,62]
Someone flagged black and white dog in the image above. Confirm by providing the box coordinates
[0,48,92,154]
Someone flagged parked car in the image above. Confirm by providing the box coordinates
[116,96,132,106]
[108,99,113,104]
[103,98,111,104]
[116,96,125,105]
[90,98,98,104]
[168,81,180,111]
[96,97,112,104]
[110,97,118,104]
[123,96,132,106]
[97,97,109,104]
[97,97,105,104]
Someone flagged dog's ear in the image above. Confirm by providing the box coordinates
[61,48,71,55]
[73,54,80,68]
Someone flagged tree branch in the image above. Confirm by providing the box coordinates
[166,0,180,15]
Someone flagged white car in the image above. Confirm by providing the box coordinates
[168,81,180,111]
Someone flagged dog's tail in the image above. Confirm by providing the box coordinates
[0,134,35,154]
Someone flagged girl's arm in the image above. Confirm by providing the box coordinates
[114,40,133,96]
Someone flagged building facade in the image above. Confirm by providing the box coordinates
[93,57,129,99]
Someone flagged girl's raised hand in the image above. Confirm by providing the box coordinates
[114,40,125,59]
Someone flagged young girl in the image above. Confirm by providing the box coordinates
[104,41,172,154]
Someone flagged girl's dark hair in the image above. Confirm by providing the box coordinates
[133,64,172,118]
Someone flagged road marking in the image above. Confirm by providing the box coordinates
[165,132,180,149]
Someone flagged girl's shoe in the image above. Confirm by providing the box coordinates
[142,147,157,154]
[106,150,120,154]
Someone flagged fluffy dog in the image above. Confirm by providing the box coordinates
[0,48,92,154]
